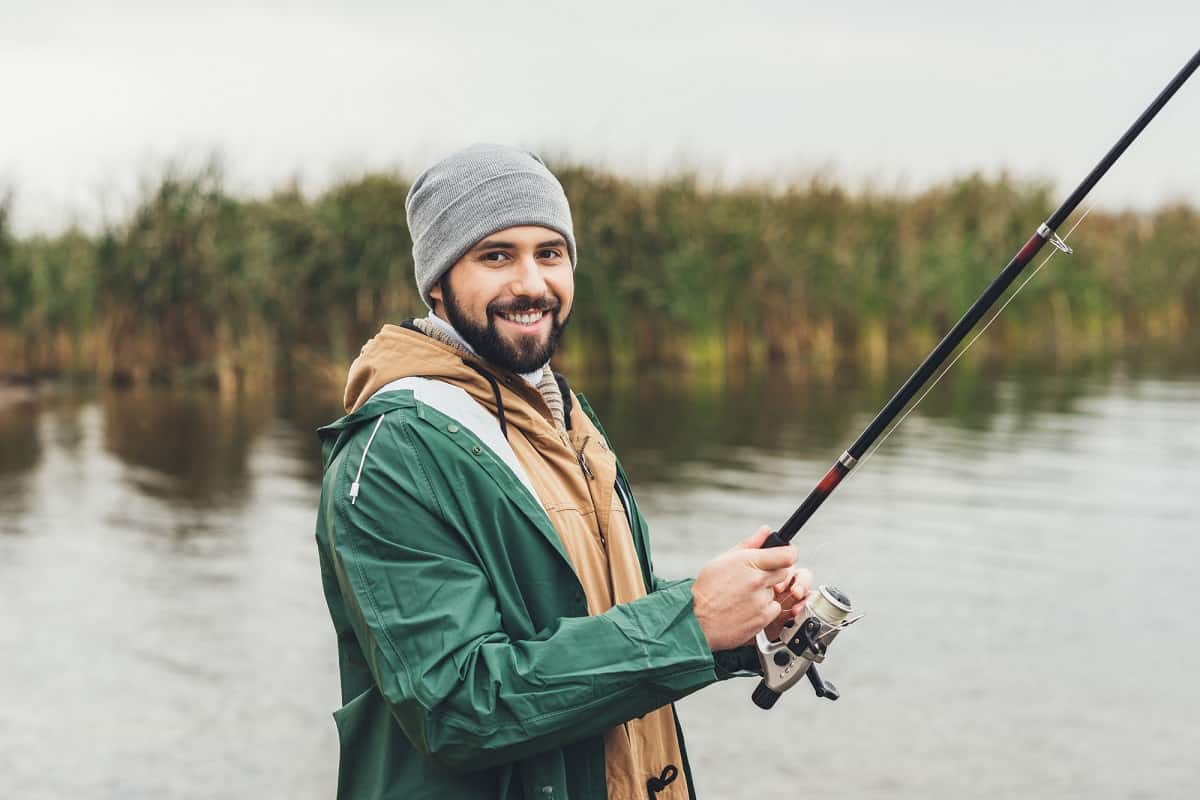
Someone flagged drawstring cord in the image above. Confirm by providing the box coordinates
[349,414,387,504]
[462,360,509,440]
[463,361,596,484]
[646,764,678,799]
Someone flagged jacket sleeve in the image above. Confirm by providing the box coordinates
[637,520,761,680]
[323,414,720,771]
[651,577,759,680]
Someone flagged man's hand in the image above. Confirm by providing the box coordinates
[763,567,813,642]
[691,526,809,651]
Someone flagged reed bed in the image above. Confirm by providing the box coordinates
[1,164,1196,388]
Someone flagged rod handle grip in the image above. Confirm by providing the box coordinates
[761,531,789,549]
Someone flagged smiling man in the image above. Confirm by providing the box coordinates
[315,144,810,800]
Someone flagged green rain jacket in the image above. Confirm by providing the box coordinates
[315,382,758,800]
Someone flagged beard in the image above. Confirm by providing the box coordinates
[439,277,570,374]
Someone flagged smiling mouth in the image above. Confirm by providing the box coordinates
[495,309,550,326]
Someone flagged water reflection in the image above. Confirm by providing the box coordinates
[99,389,273,508]
[0,394,41,534]
[1,344,1196,505]
[0,343,1198,799]
[0,398,40,480]
[579,350,1164,488]
[274,386,345,485]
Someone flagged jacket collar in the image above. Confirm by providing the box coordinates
[341,323,559,438]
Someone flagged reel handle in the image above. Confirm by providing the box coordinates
[806,664,839,701]
[751,681,782,709]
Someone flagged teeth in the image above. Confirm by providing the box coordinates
[502,311,545,325]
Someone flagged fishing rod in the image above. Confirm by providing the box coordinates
[752,47,1200,710]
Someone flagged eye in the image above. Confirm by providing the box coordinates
[537,248,563,260]
[480,251,509,263]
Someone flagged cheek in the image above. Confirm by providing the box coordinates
[550,272,575,316]
[452,269,501,316]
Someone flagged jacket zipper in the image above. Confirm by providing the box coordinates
[566,433,607,550]
[348,414,386,505]
[574,434,594,480]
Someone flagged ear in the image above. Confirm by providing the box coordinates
[429,281,443,306]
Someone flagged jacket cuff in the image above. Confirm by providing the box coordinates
[713,645,761,679]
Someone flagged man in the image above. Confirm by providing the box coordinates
[315,144,811,799]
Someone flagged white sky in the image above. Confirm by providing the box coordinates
[2,0,1198,234]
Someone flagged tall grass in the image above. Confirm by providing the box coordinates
[1,164,1197,388]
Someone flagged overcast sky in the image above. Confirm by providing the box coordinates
[2,0,1198,234]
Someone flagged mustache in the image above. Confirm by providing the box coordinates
[488,296,561,316]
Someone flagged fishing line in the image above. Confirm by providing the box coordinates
[752,49,1198,710]
[847,202,1096,478]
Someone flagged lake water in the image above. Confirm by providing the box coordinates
[2,348,1198,799]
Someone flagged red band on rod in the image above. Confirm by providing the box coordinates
[816,465,844,494]
[1015,233,1042,263]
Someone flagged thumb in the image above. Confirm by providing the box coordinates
[738,525,773,550]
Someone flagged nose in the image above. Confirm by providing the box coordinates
[510,252,549,297]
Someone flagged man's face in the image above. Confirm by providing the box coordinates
[430,225,574,374]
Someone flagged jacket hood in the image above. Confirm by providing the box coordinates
[342,322,555,433]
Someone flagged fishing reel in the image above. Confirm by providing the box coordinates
[752,584,861,709]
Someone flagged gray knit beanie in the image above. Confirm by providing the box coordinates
[406,143,577,309]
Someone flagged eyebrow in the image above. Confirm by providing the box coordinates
[471,237,568,252]
[471,239,515,252]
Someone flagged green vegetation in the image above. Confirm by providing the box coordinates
[1,164,1197,388]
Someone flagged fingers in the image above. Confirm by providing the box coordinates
[736,525,796,574]
[736,538,798,591]
[773,567,812,594]
[737,525,773,550]
[745,544,797,572]
[761,600,782,626]
[771,567,815,620]
[792,567,813,597]
[772,574,796,595]
[748,563,796,587]
[785,568,812,600]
